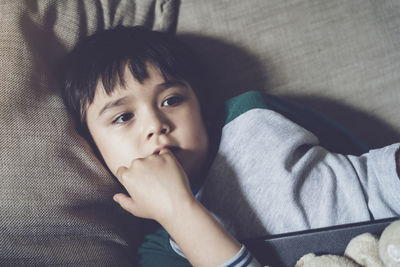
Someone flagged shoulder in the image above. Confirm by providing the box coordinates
[224,90,273,125]
[222,90,368,155]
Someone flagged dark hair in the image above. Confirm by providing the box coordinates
[62,25,213,148]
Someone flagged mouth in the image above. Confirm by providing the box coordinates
[153,145,180,155]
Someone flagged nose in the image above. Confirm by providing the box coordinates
[145,110,170,140]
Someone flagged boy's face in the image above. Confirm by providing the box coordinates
[85,64,209,181]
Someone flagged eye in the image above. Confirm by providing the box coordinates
[112,112,134,124]
[162,95,183,107]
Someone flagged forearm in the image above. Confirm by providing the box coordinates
[113,149,255,266]
[159,198,241,267]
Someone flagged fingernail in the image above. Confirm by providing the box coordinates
[113,195,119,202]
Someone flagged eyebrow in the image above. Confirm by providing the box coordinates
[97,80,188,118]
[98,95,133,118]
[155,80,187,91]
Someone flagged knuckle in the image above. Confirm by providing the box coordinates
[147,154,155,160]
[160,153,171,161]
[146,154,160,163]
[130,157,142,166]
[116,167,126,179]
[120,172,129,182]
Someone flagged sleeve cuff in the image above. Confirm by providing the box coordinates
[169,238,264,267]
[218,245,263,267]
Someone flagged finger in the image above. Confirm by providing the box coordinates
[113,193,136,215]
[158,148,171,155]
[159,148,179,161]
[115,166,128,183]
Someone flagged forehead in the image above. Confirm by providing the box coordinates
[88,63,162,108]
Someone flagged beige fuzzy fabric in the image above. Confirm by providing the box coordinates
[295,253,359,267]
[379,220,400,267]
[345,233,384,267]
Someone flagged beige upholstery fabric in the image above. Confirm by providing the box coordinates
[0,0,177,265]
[177,0,400,148]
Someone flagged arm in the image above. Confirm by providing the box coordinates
[161,196,241,266]
[113,148,258,267]
[202,107,400,237]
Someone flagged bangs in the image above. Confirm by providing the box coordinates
[76,27,190,108]
[62,25,211,141]
[99,59,172,98]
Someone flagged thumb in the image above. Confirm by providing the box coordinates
[113,193,136,215]
[158,147,170,155]
[159,148,179,161]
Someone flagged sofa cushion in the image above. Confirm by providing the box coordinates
[177,0,400,148]
[0,0,178,265]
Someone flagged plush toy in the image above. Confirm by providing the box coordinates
[379,220,400,267]
[344,233,383,267]
[295,253,359,267]
[295,220,400,267]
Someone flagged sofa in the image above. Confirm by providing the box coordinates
[1,0,399,266]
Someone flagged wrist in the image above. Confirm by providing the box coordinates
[159,197,241,267]
[157,194,198,227]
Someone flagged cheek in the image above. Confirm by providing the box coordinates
[180,116,209,177]
[91,133,136,176]
[184,113,209,153]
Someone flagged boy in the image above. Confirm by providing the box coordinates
[62,25,400,266]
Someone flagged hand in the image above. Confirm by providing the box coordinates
[113,148,195,223]
[115,149,243,267]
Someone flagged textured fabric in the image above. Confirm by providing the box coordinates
[197,92,400,240]
[177,0,400,148]
[0,0,178,266]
